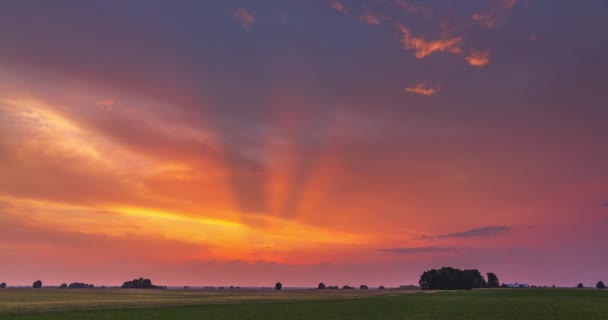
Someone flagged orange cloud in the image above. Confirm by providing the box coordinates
[234,7,255,29]
[397,24,462,59]
[329,0,349,16]
[472,0,517,28]
[466,49,491,67]
[403,81,439,96]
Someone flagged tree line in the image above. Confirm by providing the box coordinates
[2,274,606,290]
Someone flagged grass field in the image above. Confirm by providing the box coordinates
[1,288,607,319]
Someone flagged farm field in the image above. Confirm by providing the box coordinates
[1,288,607,319]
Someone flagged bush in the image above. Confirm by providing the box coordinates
[60,283,67,289]
[378,285,385,290]
[275,282,282,291]
[0,283,6,288]
[359,285,369,290]
[318,282,326,289]
[33,280,42,288]
[577,283,584,288]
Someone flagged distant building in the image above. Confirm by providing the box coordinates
[505,283,529,288]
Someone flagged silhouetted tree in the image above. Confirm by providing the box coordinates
[318,282,326,289]
[342,285,353,289]
[0,283,6,288]
[143,279,152,287]
[33,280,42,288]
[60,283,67,289]
[378,285,385,290]
[419,267,487,290]
[275,282,282,291]
[597,281,606,289]
[577,283,584,288]
[359,285,369,290]
[121,278,163,289]
[487,273,500,288]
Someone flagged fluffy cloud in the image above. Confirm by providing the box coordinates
[234,7,255,29]
[466,49,491,67]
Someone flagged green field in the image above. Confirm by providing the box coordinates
[1,288,607,319]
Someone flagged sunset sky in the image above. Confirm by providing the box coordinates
[1,0,607,287]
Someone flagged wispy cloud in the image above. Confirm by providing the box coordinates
[472,0,517,28]
[393,0,433,19]
[397,24,462,59]
[358,9,382,25]
[234,7,255,29]
[329,0,349,16]
[466,49,491,67]
[379,246,455,254]
[95,99,115,111]
[404,81,439,96]
[437,226,512,238]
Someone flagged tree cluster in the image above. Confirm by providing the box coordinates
[68,282,94,289]
[121,278,164,289]
[419,267,491,290]
[317,283,339,289]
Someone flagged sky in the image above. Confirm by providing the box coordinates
[1,0,607,288]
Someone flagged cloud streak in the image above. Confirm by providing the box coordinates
[437,226,512,238]
[397,24,462,59]
[329,0,349,16]
[379,246,456,254]
[404,81,439,96]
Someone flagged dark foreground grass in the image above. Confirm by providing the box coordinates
[3,289,608,320]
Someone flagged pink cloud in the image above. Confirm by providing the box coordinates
[234,7,255,29]
[329,0,349,16]
[358,9,382,25]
